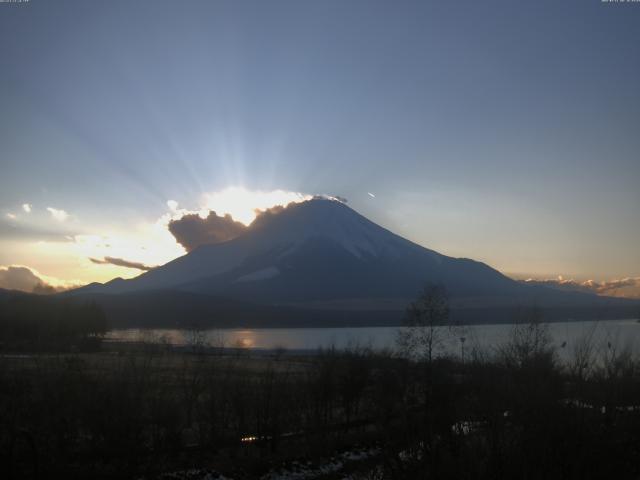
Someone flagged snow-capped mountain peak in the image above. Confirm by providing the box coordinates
[245,198,420,259]
[75,197,515,302]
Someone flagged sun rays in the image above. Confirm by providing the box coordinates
[200,186,311,225]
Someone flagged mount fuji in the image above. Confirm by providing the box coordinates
[70,198,636,327]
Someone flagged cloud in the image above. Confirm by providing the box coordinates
[47,207,69,222]
[0,265,79,294]
[165,193,343,252]
[6,213,16,220]
[22,203,31,213]
[167,199,179,212]
[588,277,640,294]
[89,256,156,271]
[201,187,312,225]
[522,276,640,298]
[168,211,247,252]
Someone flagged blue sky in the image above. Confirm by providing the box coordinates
[0,0,639,292]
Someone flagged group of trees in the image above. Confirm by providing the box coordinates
[390,285,640,479]
[0,295,107,350]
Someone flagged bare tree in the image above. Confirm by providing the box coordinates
[498,306,555,369]
[568,322,599,382]
[396,284,454,363]
[185,324,209,355]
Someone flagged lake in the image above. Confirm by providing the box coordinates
[107,318,640,359]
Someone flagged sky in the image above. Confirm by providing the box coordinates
[0,0,639,296]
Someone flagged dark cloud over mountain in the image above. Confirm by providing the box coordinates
[168,211,247,252]
[89,256,156,271]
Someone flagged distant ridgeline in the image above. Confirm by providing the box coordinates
[60,289,640,330]
[0,289,107,351]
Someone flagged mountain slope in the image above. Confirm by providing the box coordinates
[78,198,521,302]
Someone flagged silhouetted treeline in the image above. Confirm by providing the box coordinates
[2,330,640,479]
[0,294,107,351]
[66,290,640,329]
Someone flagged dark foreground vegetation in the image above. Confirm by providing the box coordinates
[0,293,107,352]
[1,287,640,478]
[2,320,640,479]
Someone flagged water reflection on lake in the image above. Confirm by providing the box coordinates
[107,319,640,359]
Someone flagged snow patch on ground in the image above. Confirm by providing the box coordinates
[260,447,380,480]
[147,446,380,480]
[142,469,232,480]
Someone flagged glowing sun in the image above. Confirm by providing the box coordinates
[201,187,311,225]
